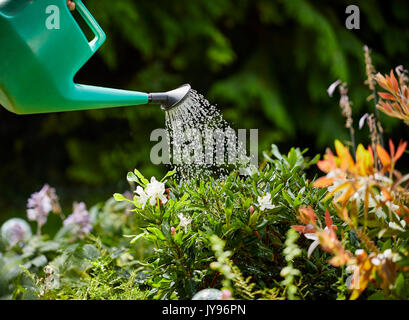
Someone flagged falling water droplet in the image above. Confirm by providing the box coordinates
[165,89,250,180]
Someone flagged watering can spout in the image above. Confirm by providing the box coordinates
[57,83,191,113]
[65,84,150,111]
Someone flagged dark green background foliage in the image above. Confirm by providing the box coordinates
[1,0,409,220]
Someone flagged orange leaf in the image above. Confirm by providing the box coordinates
[389,139,395,158]
[325,210,337,230]
[291,225,305,233]
[394,140,407,161]
[375,73,389,91]
[381,188,393,202]
[298,206,316,225]
[313,176,334,188]
[378,101,393,114]
[376,145,391,168]
[334,185,355,204]
[291,224,316,234]
[390,69,399,94]
[378,92,396,100]
[317,151,336,173]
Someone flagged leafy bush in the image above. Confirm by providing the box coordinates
[1,145,333,300]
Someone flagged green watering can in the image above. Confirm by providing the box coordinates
[0,0,190,114]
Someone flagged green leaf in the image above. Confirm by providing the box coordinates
[30,255,48,268]
[161,169,177,182]
[113,193,127,201]
[174,232,183,245]
[129,233,148,244]
[147,227,166,241]
[287,148,298,168]
[161,221,171,240]
[134,169,149,185]
[396,273,407,297]
[127,172,141,184]
[367,291,387,300]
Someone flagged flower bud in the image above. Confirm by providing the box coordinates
[171,227,176,236]
[249,205,255,214]
[221,289,232,300]
[67,0,76,11]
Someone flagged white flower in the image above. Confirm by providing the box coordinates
[134,186,149,209]
[388,220,406,232]
[383,249,401,262]
[368,194,399,220]
[43,265,60,291]
[145,177,168,206]
[304,227,330,258]
[133,177,168,208]
[355,249,364,256]
[241,164,258,176]
[177,213,192,233]
[257,193,275,211]
[370,249,401,269]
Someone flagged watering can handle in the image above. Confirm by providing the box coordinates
[73,0,106,53]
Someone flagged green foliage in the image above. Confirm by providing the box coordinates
[1,144,335,300]
[110,144,334,300]
[3,142,409,300]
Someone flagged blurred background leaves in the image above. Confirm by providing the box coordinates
[1,0,409,220]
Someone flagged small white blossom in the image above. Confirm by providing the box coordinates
[257,193,275,211]
[371,257,381,266]
[304,227,332,258]
[327,80,341,97]
[355,249,364,256]
[358,113,369,130]
[177,213,192,233]
[371,249,401,268]
[241,164,258,176]
[383,249,401,262]
[145,177,168,206]
[43,265,60,291]
[368,194,399,220]
[134,177,168,208]
[134,186,149,209]
[388,220,406,232]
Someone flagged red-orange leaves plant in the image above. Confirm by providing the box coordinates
[376,68,409,124]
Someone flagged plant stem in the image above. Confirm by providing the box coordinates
[349,126,356,159]
[372,86,384,147]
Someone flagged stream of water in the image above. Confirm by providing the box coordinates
[165,89,251,179]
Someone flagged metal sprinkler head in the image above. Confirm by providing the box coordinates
[148,84,191,111]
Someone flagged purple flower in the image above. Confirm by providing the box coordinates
[44,184,61,214]
[1,218,32,247]
[64,202,92,237]
[27,185,53,228]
